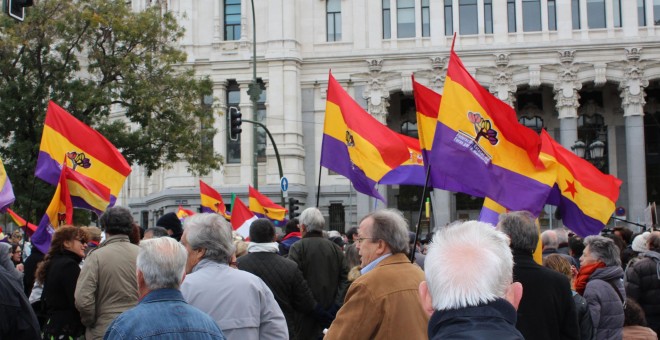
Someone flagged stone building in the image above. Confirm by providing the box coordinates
[124,0,660,234]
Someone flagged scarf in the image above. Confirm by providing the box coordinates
[575,261,606,295]
[247,242,279,253]
[282,232,301,241]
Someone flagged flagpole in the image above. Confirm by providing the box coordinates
[316,160,322,208]
[410,159,432,263]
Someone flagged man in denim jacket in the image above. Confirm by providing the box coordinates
[104,237,224,340]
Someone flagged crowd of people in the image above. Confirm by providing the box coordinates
[0,206,659,340]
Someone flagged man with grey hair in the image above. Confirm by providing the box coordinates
[497,211,579,340]
[180,213,287,340]
[288,207,348,340]
[325,209,429,339]
[76,206,140,339]
[143,226,169,240]
[542,229,579,267]
[419,220,523,339]
[104,237,225,339]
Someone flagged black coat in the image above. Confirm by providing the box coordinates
[512,251,580,340]
[237,251,317,340]
[0,267,40,339]
[23,246,44,297]
[41,250,85,337]
[626,250,660,334]
[428,299,524,340]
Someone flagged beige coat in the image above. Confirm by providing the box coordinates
[325,253,429,340]
[74,235,139,339]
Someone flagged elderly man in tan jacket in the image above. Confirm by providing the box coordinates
[75,206,140,339]
[325,209,429,339]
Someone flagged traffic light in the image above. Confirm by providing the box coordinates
[5,0,33,22]
[288,198,301,220]
[229,107,242,141]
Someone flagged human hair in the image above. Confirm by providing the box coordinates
[100,206,134,236]
[299,207,325,233]
[624,298,648,326]
[35,226,89,284]
[648,232,660,252]
[613,226,633,245]
[144,227,169,238]
[284,218,299,235]
[80,226,102,242]
[497,211,538,253]
[344,243,361,269]
[361,209,410,254]
[137,237,187,290]
[584,235,621,267]
[345,227,358,241]
[249,219,275,243]
[568,235,585,257]
[555,227,570,245]
[543,254,573,283]
[541,230,559,249]
[604,234,626,253]
[425,220,513,310]
[129,223,141,245]
[183,213,235,264]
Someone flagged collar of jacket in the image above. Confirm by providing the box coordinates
[99,234,131,248]
[140,288,185,304]
[191,258,228,273]
[429,298,517,333]
[57,249,84,263]
[302,230,324,238]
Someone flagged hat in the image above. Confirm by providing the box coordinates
[157,213,183,235]
[632,232,651,253]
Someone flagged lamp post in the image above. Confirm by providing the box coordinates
[246,0,262,190]
[571,135,606,170]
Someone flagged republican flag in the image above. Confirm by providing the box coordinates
[66,167,112,215]
[200,180,230,219]
[248,186,287,223]
[32,168,74,254]
[379,133,426,186]
[35,101,132,205]
[539,130,622,237]
[6,208,38,236]
[231,197,258,238]
[412,77,442,154]
[0,157,15,212]
[321,72,410,201]
[176,205,195,221]
[428,49,554,216]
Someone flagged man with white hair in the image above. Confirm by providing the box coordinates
[288,207,348,339]
[179,213,287,340]
[325,209,429,339]
[104,237,225,339]
[419,221,523,339]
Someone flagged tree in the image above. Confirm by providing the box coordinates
[0,0,222,221]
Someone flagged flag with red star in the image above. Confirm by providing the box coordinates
[539,130,622,237]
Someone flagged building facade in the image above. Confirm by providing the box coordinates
[125,0,660,234]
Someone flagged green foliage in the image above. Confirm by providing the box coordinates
[0,0,222,220]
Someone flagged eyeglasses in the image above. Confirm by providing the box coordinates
[355,237,377,244]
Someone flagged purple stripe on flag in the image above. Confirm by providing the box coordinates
[32,215,54,254]
[201,206,216,213]
[548,185,605,237]
[379,165,426,186]
[35,151,62,186]
[321,135,384,201]
[71,196,103,215]
[0,179,15,212]
[478,206,501,226]
[429,123,552,216]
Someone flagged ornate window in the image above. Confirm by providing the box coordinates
[224,0,241,41]
[327,0,342,42]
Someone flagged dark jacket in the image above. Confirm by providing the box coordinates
[42,250,85,337]
[512,251,580,340]
[237,251,317,339]
[573,291,594,340]
[626,250,660,335]
[288,231,349,340]
[428,298,523,339]
[0,267,40,339]
[22,246,44,297]
[584,266,625,340]
[279,233,301,257]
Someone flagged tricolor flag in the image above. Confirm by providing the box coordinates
[379,133,426,186]
[321,73,410,201]
[231,197,258,238]
[35,101,132,205]
[6,208,38,236]
[0,157,15,212]
[32,168,74,254]
[66,167,112,215]
[539,130,622,237]
[248,186,287,223]
[176,205,195,221]
[428,49,554,215]
[413,77,442,154]
[200,180,230,219]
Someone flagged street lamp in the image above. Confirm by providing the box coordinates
[571,137,606,170]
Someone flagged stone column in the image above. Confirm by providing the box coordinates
[212,83,227,185]
[553,51,582,149]
[621,47,648,222]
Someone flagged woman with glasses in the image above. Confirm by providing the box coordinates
[35,226,89,339]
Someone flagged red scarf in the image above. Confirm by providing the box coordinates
[575,262,606,295]
[282,232,301,241]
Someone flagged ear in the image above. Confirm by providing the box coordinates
[418,281,435,317]
[505,282,523,310]
[137,269,146,290]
